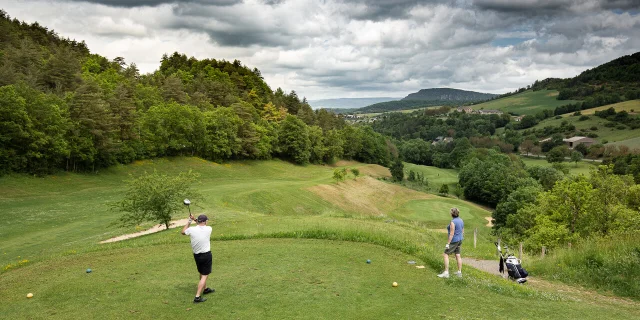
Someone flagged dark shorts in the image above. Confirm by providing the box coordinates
[444,241,462,255]
[193,251,212,275]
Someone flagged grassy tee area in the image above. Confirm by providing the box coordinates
[1,158,638,319]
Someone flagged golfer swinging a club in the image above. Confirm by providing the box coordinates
[181,205,214,303]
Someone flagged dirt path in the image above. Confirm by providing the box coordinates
[463,257,503,277]
[99,218,191,244]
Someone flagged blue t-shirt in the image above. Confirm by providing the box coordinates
[447,217,464,243]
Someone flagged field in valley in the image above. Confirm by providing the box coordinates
[471,90,579,116]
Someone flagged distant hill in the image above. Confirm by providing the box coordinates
[308,97,399,109]
[355,88,498,113]
[403,88,498,102]
[356,100,442,113]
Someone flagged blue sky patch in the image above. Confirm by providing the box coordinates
[491,37,531,47]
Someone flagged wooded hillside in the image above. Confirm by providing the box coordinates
[0,10,393,175]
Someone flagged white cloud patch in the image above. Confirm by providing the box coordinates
[1,0,639,99]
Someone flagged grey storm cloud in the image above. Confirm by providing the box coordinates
[2,0,639,98]
[341,0,429,20]
[473,0,640,13]
[65,0,241,7]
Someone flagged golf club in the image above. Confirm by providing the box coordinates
[184,198,192,219]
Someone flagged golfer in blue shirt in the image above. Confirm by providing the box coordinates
[437,207,464,278]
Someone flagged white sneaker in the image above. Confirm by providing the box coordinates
[455,271,462,278]
[437,271,449,278]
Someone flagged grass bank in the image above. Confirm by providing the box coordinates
[527,233,640,299]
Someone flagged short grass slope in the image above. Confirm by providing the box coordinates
[403,162,459,190]
[3,236,639,319]
[472,90,579,115]
[308,176,432,216]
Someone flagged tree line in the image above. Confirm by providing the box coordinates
[0,11,393,175]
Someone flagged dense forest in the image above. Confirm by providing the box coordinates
[0,10,393,175]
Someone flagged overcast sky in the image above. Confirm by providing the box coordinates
[2,0,639,99]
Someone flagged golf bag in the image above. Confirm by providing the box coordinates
[495,242,528,284]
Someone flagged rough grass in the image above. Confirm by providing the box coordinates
[472,90,579,116]
[610,136,640,149]
[527,233,640,299]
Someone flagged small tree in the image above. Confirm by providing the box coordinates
[351,168,360,180]
[531,146,542,158]
[520,139,535,156]
[333,168,346,183]
[574,143,589,156]
[408,170,416,181]
[570,150,584,167]
[547,145,569,163]
[439,184,449,195]
[390,159,404,182]
[115,170,200,229]
[453,183,463,198]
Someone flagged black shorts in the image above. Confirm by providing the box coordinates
[193,251,212,275]
[444,241,462,255]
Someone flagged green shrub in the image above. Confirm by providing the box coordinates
[350,168,360,180]
[438,184,449,195]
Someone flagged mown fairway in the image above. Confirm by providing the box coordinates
[471,90,579,115]
[1,158,638,319]
[403,162,459,190]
